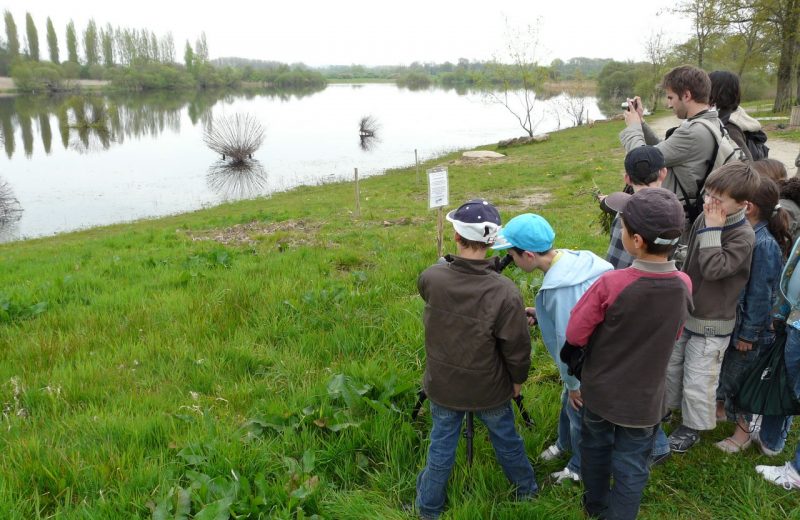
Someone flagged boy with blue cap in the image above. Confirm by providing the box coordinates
[494,213,613,483]
[415,199,537,519]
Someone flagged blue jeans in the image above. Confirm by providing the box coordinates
[758,326,800,469]
[416,401,538,518]
[652,427,670,458]
[558,387,583,473]
[581,407,655,520]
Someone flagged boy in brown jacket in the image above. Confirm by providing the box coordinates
[415,199,537,519]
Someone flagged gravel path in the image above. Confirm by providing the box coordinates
[646,113,799,177]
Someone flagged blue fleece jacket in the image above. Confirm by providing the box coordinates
[536,250,613,391]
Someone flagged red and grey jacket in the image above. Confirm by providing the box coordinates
[563,260,693,427]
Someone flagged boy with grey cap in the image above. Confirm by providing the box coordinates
[562,188,693,520]
[415,199,537,519]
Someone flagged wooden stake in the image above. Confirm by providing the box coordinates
[415,149,419,184]
[354,168,360,217]
[437,207,444,258]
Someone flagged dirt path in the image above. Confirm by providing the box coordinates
[647,113,799,176]
[0,76,109,92]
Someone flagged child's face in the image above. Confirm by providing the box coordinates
[703,189,746,216]
[508,249,536,273]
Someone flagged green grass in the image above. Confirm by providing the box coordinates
[325,78,396,84]
[0,120,798,519]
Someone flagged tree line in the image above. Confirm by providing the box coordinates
[599,0,800,112]
[0,11,325,93]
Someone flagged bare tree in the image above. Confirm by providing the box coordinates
[673,0,725,67]
[722,0,772,76]
[557,93,588,127]
[0,180,23,225]
[643,31,671,111]
[484,21,546,137]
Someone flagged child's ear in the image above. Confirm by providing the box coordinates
[657,167,668,182]
[632,233,646,249]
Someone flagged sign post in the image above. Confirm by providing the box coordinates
[427,167,449,258]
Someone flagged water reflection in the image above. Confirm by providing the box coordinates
[207,159,268,199]
[0,85,325,159]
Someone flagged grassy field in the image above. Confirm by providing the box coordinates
[0,119,798,519]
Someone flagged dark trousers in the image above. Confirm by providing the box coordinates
[581,407,656,520]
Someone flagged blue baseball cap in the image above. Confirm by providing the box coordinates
[492,213,555,252]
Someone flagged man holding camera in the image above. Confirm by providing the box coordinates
[619,65,721,228]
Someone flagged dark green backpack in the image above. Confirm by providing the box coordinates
[734,330,800,416]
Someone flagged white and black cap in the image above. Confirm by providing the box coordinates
[446,199,502,244]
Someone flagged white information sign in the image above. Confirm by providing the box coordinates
[427,167,449,209]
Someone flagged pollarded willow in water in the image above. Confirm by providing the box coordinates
[358,115,380,152]
[0,180,23,225]
[204,113,265,163]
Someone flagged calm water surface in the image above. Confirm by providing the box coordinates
[0,84,604,242]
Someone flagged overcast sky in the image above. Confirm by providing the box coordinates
[13,1,690,67]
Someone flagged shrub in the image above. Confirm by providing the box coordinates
[10,61,64,92]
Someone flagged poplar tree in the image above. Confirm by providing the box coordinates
[46,17,58,64]
[184,40,194,70]
[101,24,114,67]
[194,32,208,64]
[25,12,39,61]
[66,20,78,63]
[3,10,19,59]
[83,19,99,66]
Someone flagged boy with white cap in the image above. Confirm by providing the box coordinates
[415,199,537,520]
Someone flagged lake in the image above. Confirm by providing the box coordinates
[0,84,605,242]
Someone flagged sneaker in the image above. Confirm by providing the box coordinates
[551,466,581,483]
[755,462,800,490]
[539,444,564,461]
[649,451,672,467]
[751,414,763,434]
[668,425,700,453]
[751,431,781,457]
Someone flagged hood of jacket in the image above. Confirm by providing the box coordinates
[729,106,762,132]
[541,249,613,291]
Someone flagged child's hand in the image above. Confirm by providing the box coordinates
[735,339,753,352]
[703,199,726,228]
[513,383,522,398]
[525,307,537,327]
[568,389,583,411]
